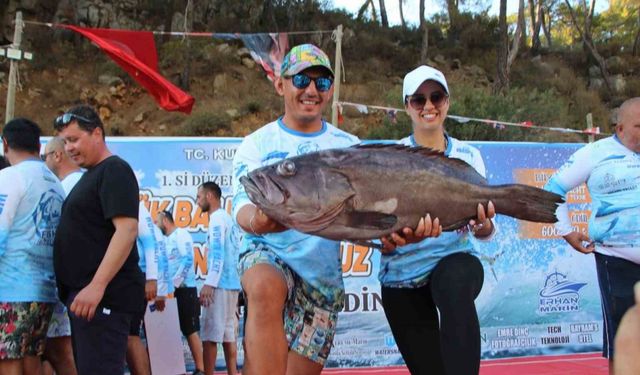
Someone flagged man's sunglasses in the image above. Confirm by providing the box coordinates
[40,151,55,161]
[407,91,449,110]
[54,113,92,127]
[290,73,333,92]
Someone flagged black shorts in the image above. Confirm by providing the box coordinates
[174,287,200,336]
[66,290,131,375]
[128,302,146,337]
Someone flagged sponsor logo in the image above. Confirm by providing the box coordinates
[538,270,587,313]
[384,334,396,347]
[32,189,64,245]
[297,142,320,155]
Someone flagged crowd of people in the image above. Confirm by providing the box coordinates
[0,42,638,375]
[0,106,241,375]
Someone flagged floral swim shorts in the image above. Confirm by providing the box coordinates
[0,301,55,359]
[239,244,342,365]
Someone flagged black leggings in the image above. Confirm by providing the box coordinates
[381,252,484,375]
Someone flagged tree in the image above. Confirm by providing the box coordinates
[179,0,193,91]
[419,0,428,63]
[529,0,544,52]
[494,0,524,93]
[357,0,378,23]
[379,0,389,27]
[419,0,425,30]
[494,0,509,93]
[398,0,406,29]
[446,0,461,35]
[564,0,612,93]
[541,3,553,47]
[634,6,640,56]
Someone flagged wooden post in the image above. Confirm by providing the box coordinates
[586,113,594,143]
[331,25,343,126]
[5,11,24,124]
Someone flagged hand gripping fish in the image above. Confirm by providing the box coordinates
[240,144,563,241]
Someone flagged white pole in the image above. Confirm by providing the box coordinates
[5,11,24,125]
[331,24,343,126]
[586,113,594,143]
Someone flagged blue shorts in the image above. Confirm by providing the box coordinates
[594,252,640,358]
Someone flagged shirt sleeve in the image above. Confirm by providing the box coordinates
[0,169,26,258]
[174,229,194,287]
[232,137,262,222]
[204,213,226,287]
[137,203,158,280]
[544,145,595,236]
[155,230,171,296]
[100,158,139,220]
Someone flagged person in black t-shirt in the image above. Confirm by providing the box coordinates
[52,105,144,375]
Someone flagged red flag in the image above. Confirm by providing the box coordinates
[59,25,194,114]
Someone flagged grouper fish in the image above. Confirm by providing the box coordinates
[240,144,563,241]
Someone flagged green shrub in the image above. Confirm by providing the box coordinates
[173,112,230,136]
[366,113,412,140]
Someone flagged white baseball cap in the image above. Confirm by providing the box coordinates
[402,65,449,102]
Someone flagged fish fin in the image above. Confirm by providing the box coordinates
[345,210,398,230]
[492,184,564,223]
[352,143,488,185]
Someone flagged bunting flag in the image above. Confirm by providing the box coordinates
[215,33,289,81]
[336,101,611,137]
[58,25,195,114]
[337,103,344,126]
[492,122,506,130]
[385,109,397,124]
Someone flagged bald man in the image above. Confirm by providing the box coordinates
[41,137,82,375]
[43,137,83,194]
[545,97,640,374]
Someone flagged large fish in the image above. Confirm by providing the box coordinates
[240,144,563,241]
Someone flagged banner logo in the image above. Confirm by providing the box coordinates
[538,270,587,313]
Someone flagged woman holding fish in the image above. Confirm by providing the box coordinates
[378,65,496,375]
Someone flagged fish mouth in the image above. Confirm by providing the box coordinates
[240,174,286,206]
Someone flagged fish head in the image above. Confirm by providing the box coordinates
[240,156,355,232]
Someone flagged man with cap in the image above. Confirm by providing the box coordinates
[232,46,439,374]
[378,65,495,375]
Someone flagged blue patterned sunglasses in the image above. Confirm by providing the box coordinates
[290,73,333,92]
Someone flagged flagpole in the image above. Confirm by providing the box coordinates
[331,24,343,127]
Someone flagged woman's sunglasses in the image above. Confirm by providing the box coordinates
[290,73,333,92]
[407,91,449,110]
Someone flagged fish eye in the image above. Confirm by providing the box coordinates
[276,160,296,176]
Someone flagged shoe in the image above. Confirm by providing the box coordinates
[192,370,205,375]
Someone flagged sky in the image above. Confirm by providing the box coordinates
[330,0,609,27]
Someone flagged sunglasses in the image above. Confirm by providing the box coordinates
[407,91,448,110]
[41,151,55,161]
[290,73,333,92]
[54,113,92,128]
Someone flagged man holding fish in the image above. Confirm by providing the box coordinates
[231,44,441,375]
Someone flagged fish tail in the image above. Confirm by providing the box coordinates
[491,184,564,223]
